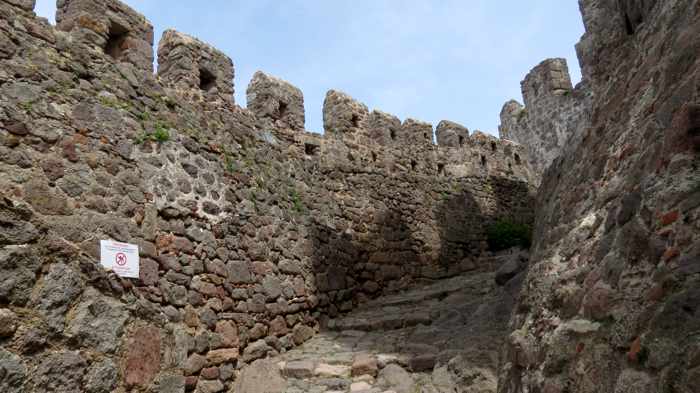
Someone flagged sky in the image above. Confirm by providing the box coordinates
[33,1,585,136]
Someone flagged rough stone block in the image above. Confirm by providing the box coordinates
[368,109,402,145]
[34,351,86,392]
[65,288,129,353]
[246,71,305,131]
[206,348,239,365]
[322,90,369,135]
[158,29,234,99]
[521,58,573,107]
[351,354,378,377]
[436,120,469,148]
[4,0,35,11]
[56,0,154,72]
[284,360,315,378]
[0,308,17,337]
[401,118,434,145]
[123,326,161,387]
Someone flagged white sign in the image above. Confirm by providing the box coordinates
[100,240,140,278]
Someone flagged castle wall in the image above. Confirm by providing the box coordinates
[436,120,469,148]
[0,1,537,392]
[499,58,591,176]
[499,0,700,391]
[246,71,305,138]
[158,29,235,102]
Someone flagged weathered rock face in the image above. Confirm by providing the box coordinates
[322,89,370,137]
[56,0,154,73]
[246,71,305,136]
[158,29,235,100]
[0,0,537,391]
[436,120,470,148]
[499,0,700,392]
[499,58,591,176]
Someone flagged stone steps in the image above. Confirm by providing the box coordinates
[238,270,504,393]
[326,274,470,332]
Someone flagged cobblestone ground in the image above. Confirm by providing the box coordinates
[237,265,519,393]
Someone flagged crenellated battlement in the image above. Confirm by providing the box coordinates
[246,71,305,136]
[520,58,573,107]
[322,89,370,136]
[56,0,154,73]
[157,29,235,101]
[13,0,533,179]
[499,58,589,174]
[436,120,469,148]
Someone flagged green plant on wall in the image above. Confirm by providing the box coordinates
[135,121,171,144]
[485,219,532,251]
[289,188,304,213]
[222,149,237,174]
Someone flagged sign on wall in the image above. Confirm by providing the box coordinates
[100,240,140,278]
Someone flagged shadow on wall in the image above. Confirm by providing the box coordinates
[308,209,417,319]
[308,174,535,318]
[436,176,535,272]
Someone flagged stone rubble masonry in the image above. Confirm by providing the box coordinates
[499,58,591,176]
[56,0,154,73]
[157,29,235,101]
[436,120,469,148]
[499,0,700,392]
[323,89,370,136]
[368,109,401,146]
[246,71,305,135]
[0,0,538,392]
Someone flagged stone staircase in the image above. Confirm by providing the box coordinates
[235,268,518,393]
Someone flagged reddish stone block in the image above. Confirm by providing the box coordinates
[61,139,79,162]
[659,210,679,227]
[662,247,680,262]
[269,316,288,337]
[200,366,220,380]
[185,376,198,390]
[139,258,159,286]
[215,320,239,348]
[124,326,161,387]
[628,336,642,363]
[583,284,613,320]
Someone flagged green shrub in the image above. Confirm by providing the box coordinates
[134,122,170,144]
[289,188,304,213]
[486,219,532,251]
[152,123,170,142]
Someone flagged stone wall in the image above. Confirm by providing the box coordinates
[499,58,591,176]
[0,1,537,392]
[499,0,700,392]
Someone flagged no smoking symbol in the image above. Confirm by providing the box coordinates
[115,252,127,266]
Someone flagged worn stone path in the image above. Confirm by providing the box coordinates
[238,263,521,393]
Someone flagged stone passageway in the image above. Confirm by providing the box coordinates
[235,253,525,393]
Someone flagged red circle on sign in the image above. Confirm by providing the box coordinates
[115,252,127,266]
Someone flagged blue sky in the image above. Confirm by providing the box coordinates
[34,1,584,136]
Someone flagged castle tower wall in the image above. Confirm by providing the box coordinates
[157,29,234,100]
[246,71,305,134]
[401,118,434,146]
[436,120,469,148]
[56,0,154,73]
[498,58,589,174]
[367,110,401,146]
[322,89,370,136]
